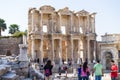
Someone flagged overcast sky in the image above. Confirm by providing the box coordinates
[0,0,120,40]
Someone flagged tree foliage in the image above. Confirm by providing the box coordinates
[9,24,20,34]
[0,18,7,36]
[13,31,26,37]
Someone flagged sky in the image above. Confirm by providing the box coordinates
[0,0,120,40]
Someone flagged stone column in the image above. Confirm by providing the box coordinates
[87,15,90,33]
[51,14,53,33]
[71,39,74,64]
[93,41,96,61]
[40,39,43,64]
[31,10,35,31]
[87,38,91,64]
[66,41,68,63]
[59,13,61,32]
[78,15,80,33]
[91,13,96,33]
[31,39,35,60]
[23,35,27,45]
[59,39,62,65]
[70,14,73,32]
[40,12,43,32]
[52,39,54,62]
[93,16,95,33]
[77,39,80,64]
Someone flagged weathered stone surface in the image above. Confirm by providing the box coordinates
[0,37,22,55]
[1,72,19,80]
[0,65,11,76]
[28,5,97,64]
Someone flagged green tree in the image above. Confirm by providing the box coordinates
[9,24,20,34]
[0,18,7,36]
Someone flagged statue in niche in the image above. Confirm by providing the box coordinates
[35,24,39,31]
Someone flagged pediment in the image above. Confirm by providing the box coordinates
[58,7,72,15]
[76,10,89,16]
[39,5,55,12]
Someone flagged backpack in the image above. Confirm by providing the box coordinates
[45,69,50,76]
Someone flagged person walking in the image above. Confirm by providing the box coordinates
[81,62,90,80]
[44,60,53,80]
[110,60,118,80]
[78,64,82,80]
[92,60,104,80]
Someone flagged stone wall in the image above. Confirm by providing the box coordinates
[0,37,23,56]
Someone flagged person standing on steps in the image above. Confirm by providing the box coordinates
[81,62,90,80]
[78,64,82,80]
[44,60,53,80]
[110,60,118,80]
[92,60,104,80]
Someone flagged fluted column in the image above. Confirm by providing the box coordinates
[40,12,43,32]
[31,10,35,32]
[77,15,80,33]
[87,15,90,33]
[52,39,54,62]
[93,41,96,61]
[93,16,95,33]
[40,39,43,63]
[59,39,62,65]
[59,13,61,33]
[31,39,35,60]
[87,38,90,64]
[77,39,81,64]
[71,39,74,64]
[66,41,68,63]
[70,14,73,33]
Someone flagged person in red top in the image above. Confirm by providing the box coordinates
[110,60,118,80]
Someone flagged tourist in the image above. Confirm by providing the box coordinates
[110,60,118,80]
[92,60,103,80]
[81,62,90,80]
[78,64,82,80]
[44,60,53,80]
[62,64,68,77]
[68,58,72,66]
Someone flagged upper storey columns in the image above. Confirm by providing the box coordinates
[58,12,73,34]
[58,13,62,33]
[70,14,73,33]
[31,9,35,32]
[39,11,43,33]
[91,13,96,33]
[76,14,81,33]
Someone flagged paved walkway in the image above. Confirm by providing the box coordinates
[53,73,111,80]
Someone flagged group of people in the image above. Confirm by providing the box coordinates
[40,58,119,80]
[77,60,118,80]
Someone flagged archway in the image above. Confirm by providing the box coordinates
[105,52,113,70]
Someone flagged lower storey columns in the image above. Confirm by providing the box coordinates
[31,39,35,60]
[40,39,43,64]
[87,39,91,64]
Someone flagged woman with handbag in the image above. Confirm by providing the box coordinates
[81,62,90,80]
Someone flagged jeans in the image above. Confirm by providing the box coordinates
[111,77,117,80]
[95,75,102,80]
[82,76,89,80]
[78,75,82,80]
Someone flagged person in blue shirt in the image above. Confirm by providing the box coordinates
[78,64,82,80]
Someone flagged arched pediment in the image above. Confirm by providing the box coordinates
[58,7,73,15]
[76,10,89,16]
[39,5,55,11]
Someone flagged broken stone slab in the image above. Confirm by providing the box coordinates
[1,72,19,80]
[0,65,8,76]
[21,78,32,80]
[19,61,29,68]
